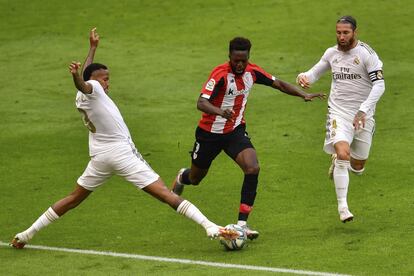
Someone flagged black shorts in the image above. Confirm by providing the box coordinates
[191,124,254,169]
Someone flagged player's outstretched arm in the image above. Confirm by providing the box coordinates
[271,79,326,102]
[81,27,100,75]
[69,61,92,94]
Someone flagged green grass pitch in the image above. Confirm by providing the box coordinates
[0,0,413,275]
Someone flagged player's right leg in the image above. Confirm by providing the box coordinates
[171,127,222,195]
[11,155,112,249]
[324,114,354,222]
[333,141,353,223]
[11,184,92,249]
[171,164,209,195]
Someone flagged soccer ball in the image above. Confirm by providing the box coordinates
[219,224,247,251]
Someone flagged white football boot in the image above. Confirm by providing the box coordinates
[240,225,259,240]
[206,224,239,240]
[339,207,354,223]
[10,232,30,249]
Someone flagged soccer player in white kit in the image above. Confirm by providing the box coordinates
[10,28,236,249]
[296,16,385,222]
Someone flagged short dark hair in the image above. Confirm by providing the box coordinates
[83,63,108,81]
[337,15,357,30]
[229,37,251,53]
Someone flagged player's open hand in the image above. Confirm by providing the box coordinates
[221,109,235,122]
[297,73,311,89]
[303,92,326,102]
[90,27,99,48]
[353,110,366,130]
[69,61,81,74]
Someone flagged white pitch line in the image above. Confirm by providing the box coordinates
[0,241,350,276]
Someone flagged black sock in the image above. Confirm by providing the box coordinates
[238,174,258,221]
[181,169,192,185]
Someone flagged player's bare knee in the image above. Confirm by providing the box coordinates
[244,165,260,175]
[336,151,350,161]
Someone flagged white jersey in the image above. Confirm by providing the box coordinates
[75,80,133,156]
[304,40,384,120]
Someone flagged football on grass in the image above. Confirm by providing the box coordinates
[219,224,247,251]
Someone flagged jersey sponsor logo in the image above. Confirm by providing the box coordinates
[227,88,248,96]
[332,72,362,80]
[205,79,216,91]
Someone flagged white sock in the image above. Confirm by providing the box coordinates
[20,207,59,241]
[333,159,350,210]
[177,200,215,230]
[237,220,247,227]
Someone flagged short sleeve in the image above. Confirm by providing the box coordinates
[86,80,104,96]
[251,64,276,86]
[201,68,226,99]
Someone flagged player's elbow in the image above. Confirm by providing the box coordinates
[197,97,207,111]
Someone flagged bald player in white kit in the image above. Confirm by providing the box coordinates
[297,16,385,222]
[10,28,236,249]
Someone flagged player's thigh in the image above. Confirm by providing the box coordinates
[324,113,354,155]
[224,125,255,161]
[350,118,375,160]
[191,128,223,169]
[77,154,113,191]
[115,147,160,190]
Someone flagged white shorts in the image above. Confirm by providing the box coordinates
[77,144,159,191]
[323,112,375,160]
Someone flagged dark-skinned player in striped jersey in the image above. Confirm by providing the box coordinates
[171,37,326,240]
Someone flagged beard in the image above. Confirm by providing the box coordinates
[337,36,356,51]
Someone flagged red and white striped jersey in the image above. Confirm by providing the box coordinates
[198,62,276,134]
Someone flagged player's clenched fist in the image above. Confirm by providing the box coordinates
[221,109,235,121]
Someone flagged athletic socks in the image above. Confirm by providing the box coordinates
[333,159,350,210]
[19,207,60,242]
[238,174,258,221]
[176,200,215,229]
[237,220,247,227]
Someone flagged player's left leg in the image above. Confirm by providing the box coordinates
[225,126,259,239]
[233,147,260,240]
[350,158,367,175]
[172,127,223,195]
[143,178,236,239]
[349,117,375,175]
